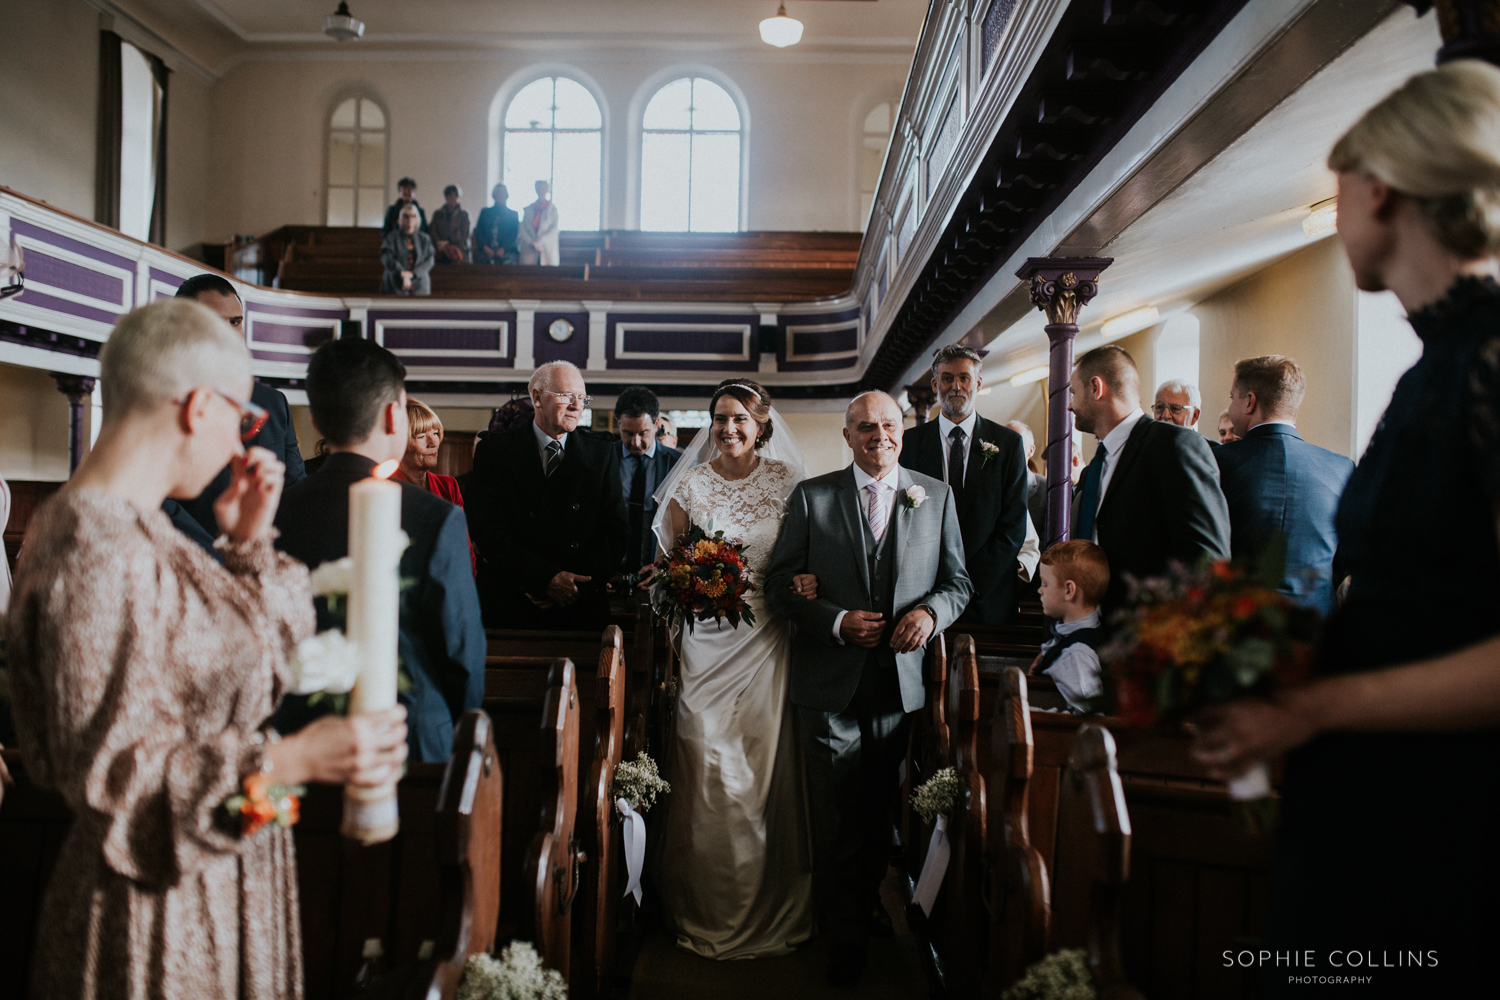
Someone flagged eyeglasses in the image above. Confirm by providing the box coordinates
[175,387,269,442]
[0,270,22,301]
[540,389,592,408]
[1151,403,1194,417]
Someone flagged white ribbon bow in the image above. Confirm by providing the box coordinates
[1227,761,1272,801]
[912,814,951,917]
[616,797,647,905]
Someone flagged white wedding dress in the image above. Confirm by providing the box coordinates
[656,457,816,959]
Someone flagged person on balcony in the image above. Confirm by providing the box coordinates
[380,205,434,296]
[429,185,470,264]
[473,183,520,264]
[520,179,560,266]
[382,176,428,235]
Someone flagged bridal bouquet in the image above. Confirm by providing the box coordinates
[1099,555,1318,813]
[651,524,757,633]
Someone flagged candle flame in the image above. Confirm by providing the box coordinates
[373,460,400,480]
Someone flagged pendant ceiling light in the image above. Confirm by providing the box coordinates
[323,2,365,42]
[759,3,804,48]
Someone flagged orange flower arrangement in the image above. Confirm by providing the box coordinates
[652,523,757,632]
[225,771,305,838]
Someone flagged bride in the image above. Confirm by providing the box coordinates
[651,379,817,959]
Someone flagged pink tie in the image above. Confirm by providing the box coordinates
[866,482,890,541]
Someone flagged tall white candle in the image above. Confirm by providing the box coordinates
[341,460,405,844]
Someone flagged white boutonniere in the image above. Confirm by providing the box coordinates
[979,440,1001,468]
[902,485,928,510]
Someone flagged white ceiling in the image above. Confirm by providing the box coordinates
[975,7,1442,399]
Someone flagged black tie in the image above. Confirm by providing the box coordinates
[628,454,648,568]
[947,426,966,496]
[1075,444,1108,539]
[545,439,564,478]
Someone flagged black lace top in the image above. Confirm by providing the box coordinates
[1326,275,1500,672]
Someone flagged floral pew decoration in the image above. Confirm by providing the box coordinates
[458,941,567,1000]
[910,766,959,916]
[612,751,670,905]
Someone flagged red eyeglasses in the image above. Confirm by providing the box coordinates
[174,388,269,442]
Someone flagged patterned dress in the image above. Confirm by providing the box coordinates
[6,489,315,1000]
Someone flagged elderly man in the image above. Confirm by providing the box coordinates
[520,179,561,266]
[766,390,970,987]
[468,361,627,629]
[899,344,1028,624]
[1215,355,1353,615]
[1070,345,1229,610]
[473,183,520,264]
[380,205,435,295]
[1152,379,1202,429]
[612,386,683,593]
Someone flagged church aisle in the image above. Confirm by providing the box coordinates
[627,868,929,999]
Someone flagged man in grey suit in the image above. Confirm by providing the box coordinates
[766,391,971,988]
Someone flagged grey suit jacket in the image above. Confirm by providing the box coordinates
[765,465,972,715]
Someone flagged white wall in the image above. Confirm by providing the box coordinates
[1354,289,1421,458]
[0,364,76,482]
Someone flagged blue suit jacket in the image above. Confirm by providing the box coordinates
[272,452,486,762]
[1214,422,1354,616]
[619,440,683,570]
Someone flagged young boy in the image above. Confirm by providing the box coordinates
[1031,540,1110,713]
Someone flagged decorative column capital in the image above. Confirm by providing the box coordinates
[1015,257,1113,327]
[51,373,97,405]
[905,381,937,424]
[1405,1,1500,67]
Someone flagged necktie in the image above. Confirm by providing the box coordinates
[1074,444,1108,540]
[545,439,564,478]
[866,481,891,542]
[628,454,648,567]
[947,426,966,496]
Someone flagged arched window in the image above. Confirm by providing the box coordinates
[858,102,893,231]
[326,97,387,227]
[504,77,603,231]
[640,77,742,232]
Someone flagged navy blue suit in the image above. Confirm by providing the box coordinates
[272,451,485,762]
[1214,422,1353,616]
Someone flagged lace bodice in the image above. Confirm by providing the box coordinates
[670,458,798,581]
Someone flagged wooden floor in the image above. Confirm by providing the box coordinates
[627,868,929,1000]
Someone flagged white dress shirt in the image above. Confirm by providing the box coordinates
[832,463,903,642]
[937,411,979,485]
[532,420,568,471]
[1039,609,1104,713]
[1090,407,1145,541]
[1017,512,1041,582]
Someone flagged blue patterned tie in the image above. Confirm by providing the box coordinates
[1074,444,1108,539]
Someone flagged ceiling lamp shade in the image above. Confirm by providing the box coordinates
[324,2,365,42]
[760,4,804,48]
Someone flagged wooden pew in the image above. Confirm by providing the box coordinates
[525,660,582,985]
[938,634,989,997]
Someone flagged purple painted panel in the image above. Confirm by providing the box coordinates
[603,312,760,372]
[248,301,348,320]
[10,219,136,272]
[389,356,510,368]
[253,321,336,350]
[24,250,127,305]
[7,287,122,325]
[533,311,589,367]
[791,325,858,356]
[150,268,185,288]
[383,327,506,352]
[367,309,514,323]
[619,326,746,356]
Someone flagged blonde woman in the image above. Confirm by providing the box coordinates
[6,300,407,999]
[1194,61,1500,996]
[397,398,475,574]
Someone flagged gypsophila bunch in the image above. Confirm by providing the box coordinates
[613,752,670,813]
[910,766,960,825]
[1000,949,1095,1000]
[456,943,567,1000]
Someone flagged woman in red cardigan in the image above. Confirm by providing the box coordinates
[398,398,476,574]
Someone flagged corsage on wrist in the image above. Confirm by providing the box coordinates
[226,730,305,837]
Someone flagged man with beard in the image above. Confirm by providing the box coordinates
[899,344,1029,624]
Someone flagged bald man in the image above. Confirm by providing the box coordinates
[766,391,971,987]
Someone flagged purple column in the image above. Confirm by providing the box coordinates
[51,373,97,474]
[906,381,937,425]
[1013,258,1112,549]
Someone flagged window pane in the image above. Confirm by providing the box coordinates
[328,131,356,185]
[119,43,157,242]
[358,131,385,186]
[552,78,601,130]
[505,78,555,129]
[552,131,602,230]
[689,132,740,232]
[328,187,355,226]
[864,102,891,135]
[359,99,384,129]
[643,78,692,130]
[640,132,691,231]
[861,142,884,192]
[503,130,554,206]
[330,98,357,129]
[357,188,385,228]
[690,79,740,132]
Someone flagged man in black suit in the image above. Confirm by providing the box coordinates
[1215,355,1353,616]
[167,275,304,550]
[1070,345,1230,610]
[473,183,520,264]
[469,361,628,630]
[612,385,683,597]
[900,344,1029,624]
[273,338,484,763]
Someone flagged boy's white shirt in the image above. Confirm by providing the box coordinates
[1039,608,1104,712]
